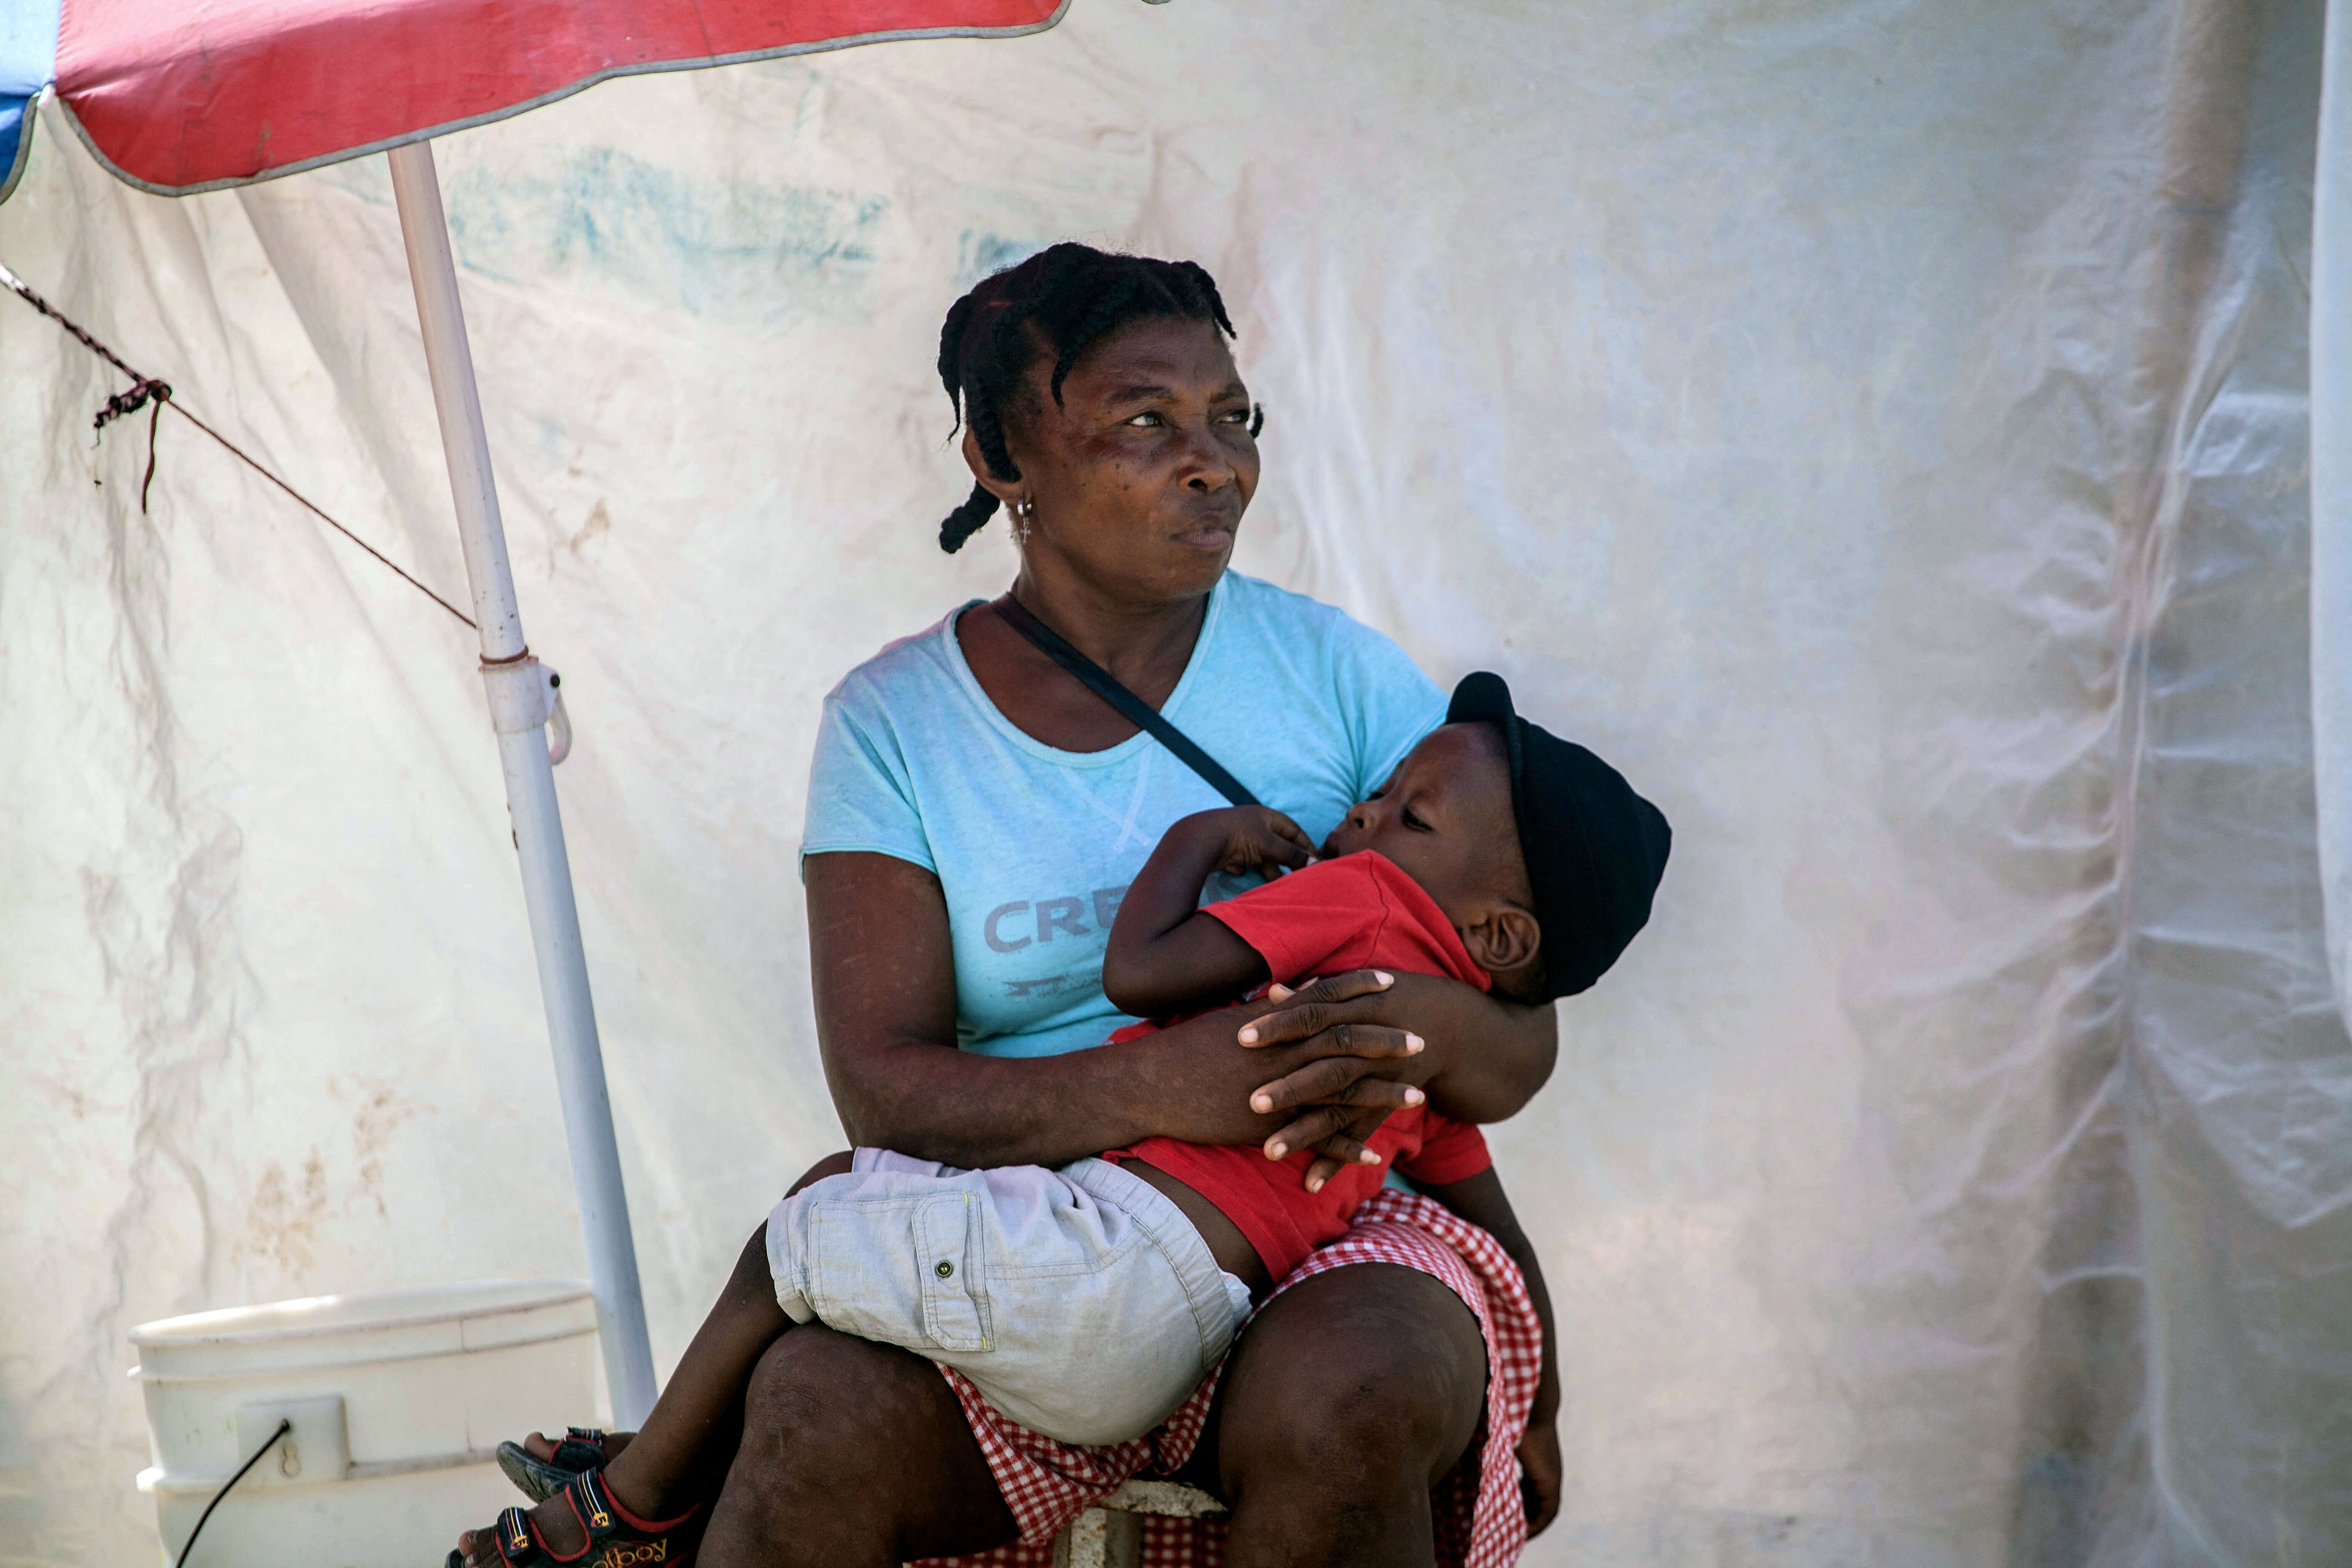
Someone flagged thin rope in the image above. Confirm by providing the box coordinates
[161,399,477,629]
[1,259,478,633]
[3,258,145,382]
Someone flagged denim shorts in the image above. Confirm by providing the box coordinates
[766,1149,1253,1446]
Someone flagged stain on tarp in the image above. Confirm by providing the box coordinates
[431,147,887,324]
[955,231,1049,288]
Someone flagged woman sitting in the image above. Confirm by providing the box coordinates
[467,242,1574,1568]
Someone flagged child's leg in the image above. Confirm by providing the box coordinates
[456,1154,850,1565]
[596,1219,792,1515]
[604,1149,857,1510]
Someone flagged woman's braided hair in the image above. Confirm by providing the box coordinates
[935,242,1261,553]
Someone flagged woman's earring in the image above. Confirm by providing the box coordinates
[1011,496,1034,545]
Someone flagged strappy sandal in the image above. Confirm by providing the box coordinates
[497,1426,620,1503]
[447,1469,705,1568]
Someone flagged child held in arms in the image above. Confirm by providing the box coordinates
[453,672,1669,1568]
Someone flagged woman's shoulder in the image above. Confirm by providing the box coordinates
[1219,569,1355,632]
[822,606,971,723]
[1217,573,1440,700]
[1218,572,1418,667]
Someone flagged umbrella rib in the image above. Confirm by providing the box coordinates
[1,259,479,633]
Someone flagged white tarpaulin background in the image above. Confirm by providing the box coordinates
[2,0,2345,1561]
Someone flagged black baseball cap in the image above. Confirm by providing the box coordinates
[1446,671,1671,1000]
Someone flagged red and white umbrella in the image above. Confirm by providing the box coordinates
[0,0,1072,1424]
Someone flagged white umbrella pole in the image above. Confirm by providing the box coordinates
[387,138,658,1428]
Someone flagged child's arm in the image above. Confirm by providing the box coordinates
[1412,1167,1563,1536]
[1103,806,1317,1017]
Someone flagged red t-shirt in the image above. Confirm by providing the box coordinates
[1105,852,1494,1281]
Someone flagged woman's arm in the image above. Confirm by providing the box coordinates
[807,852,1427,1169]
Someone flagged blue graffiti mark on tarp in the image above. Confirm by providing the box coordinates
[955,232,1049,288]
[435,147,885,325]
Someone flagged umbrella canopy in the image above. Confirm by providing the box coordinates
[0,0,1066,203]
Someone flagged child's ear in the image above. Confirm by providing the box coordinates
[1461,907,1541,976]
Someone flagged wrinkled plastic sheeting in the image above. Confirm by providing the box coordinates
[0,0,2345,1563]
[2317,3,2352,1063]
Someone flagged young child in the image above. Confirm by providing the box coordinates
[453,672,1669,1568]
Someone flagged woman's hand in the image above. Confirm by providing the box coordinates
[1236,968,1559,1182]
[1236,974,1426,1189]
[1237,971,1443,1170]
[1235,971,1431,1184]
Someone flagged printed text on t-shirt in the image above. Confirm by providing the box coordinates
[981,885,1128,955]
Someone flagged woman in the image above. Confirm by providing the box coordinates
[479,244,1560,1568]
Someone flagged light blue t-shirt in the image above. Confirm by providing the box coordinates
[802,572,1447,1058]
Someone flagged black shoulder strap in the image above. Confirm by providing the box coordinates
[993,596,1261,808]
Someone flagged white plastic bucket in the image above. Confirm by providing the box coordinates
[131,1279,600,1568]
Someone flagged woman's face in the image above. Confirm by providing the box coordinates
[974,315,1259,604]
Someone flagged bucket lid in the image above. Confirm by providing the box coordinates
[131,1279,595,1379]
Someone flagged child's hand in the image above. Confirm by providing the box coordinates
[1517,1417,1561,1535]
[1189,806,1316,882]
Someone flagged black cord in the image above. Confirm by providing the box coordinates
[0,261,479,631]
[175,1417,291,1568]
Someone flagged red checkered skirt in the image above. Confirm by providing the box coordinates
[911,1189,1542,1568]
